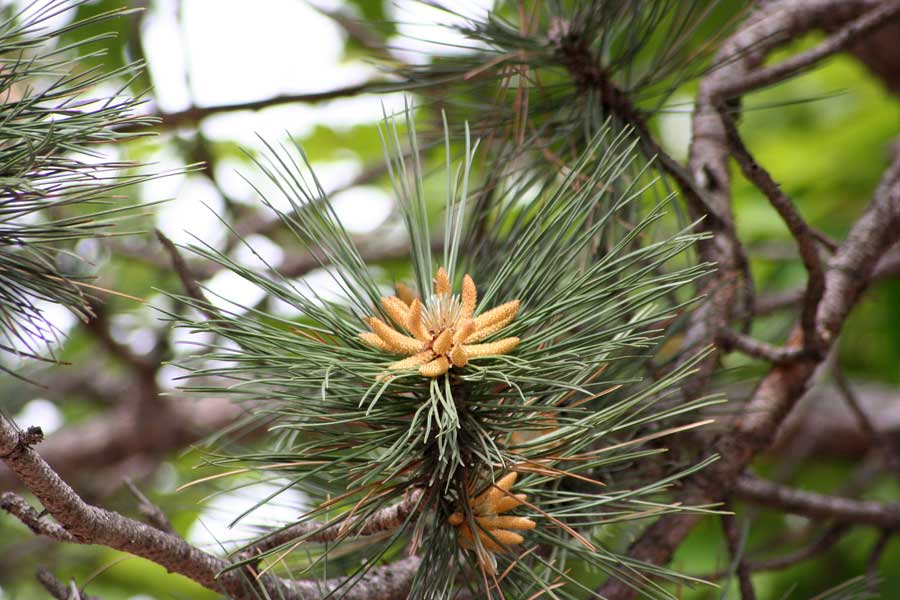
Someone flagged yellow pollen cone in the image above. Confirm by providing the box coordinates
[475,516,535,530]
[493,493,527,514]
[419,355,450,378]
[432,328,453,355]
[367,317,424,355]
[407,298,429,341]
[434,267,451,296]
[359,332,390,352]
[450,345,468,368]
[463,337,520,358]
[388,351,435,371]
[381,295,411,327]
[483,529,523,546]
[473,530,505,552]
[395,282,418,306]
[460,274,477,319]
[474,472,518,508]
[453,319,476,345]
[473,300,520,332]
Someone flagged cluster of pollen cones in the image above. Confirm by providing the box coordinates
[360,267,520,378]
[448,472,536,574]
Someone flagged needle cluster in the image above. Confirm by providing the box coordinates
[174,117,718,600]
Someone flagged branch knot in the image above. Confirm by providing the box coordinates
[0,425,43,459]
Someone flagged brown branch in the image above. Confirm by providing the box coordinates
[718,107,825,352]
[866,530,891,589]
[718,328,806,363]
[125,479,175,535]
[1,492,75,542]
[721,506,756,600]
[700,524,851,580]
[35,567,101,600]
[155,229,218,320]
[772,379,900,461]
[244,488,424,557]
[833,362,900,475]
[83,300,157,376]
[716,1,900,100]
[815,153,900,344]
[753,245,900,315]
[0,416,420,599]
[845,17,900,94]
[734,474,900,529]
[122,82,384,132]
[599,2,900,596]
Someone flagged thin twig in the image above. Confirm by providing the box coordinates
[155,229,218,320]
[1,493,75,542]
[718,106,825,353]
[120,81,385,132]
[718,329,806,364]
[699,524,851,580]
[124,479,175,534]
[720,505,757,600]
[866,530,891,592]
[242,489,423,558]
[35,567,101,600]
[833,362,900,476]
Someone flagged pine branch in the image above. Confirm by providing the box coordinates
[122,81,386,132]
[734,474,900,528]
[599,2,900,595]
[718,107,825,353]
[715,0,900,100]
[0,415,420,600]
[717,328,807,363]
[241,489,423,558]
[720,506,757,600]
[124,479,175,535]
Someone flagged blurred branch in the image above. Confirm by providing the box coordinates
[124,81,385,132]
[833,361,900,475]
[721,507,757,600]
[773,379,900,460]
[700,524,851,580]
[35,567,100,600]
[155,229,217,320]
[600,1,900,596]
[125,479,175,535]
[716,1,900,100]
[845,18,900,94]
[719,107,825,352]
[734,474,900,528]
[83,301,157,376]
[0,396,245,494]
[307,2,391,60]
[754,245,900,315]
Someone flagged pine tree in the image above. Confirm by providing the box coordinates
[1,1,897,599]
